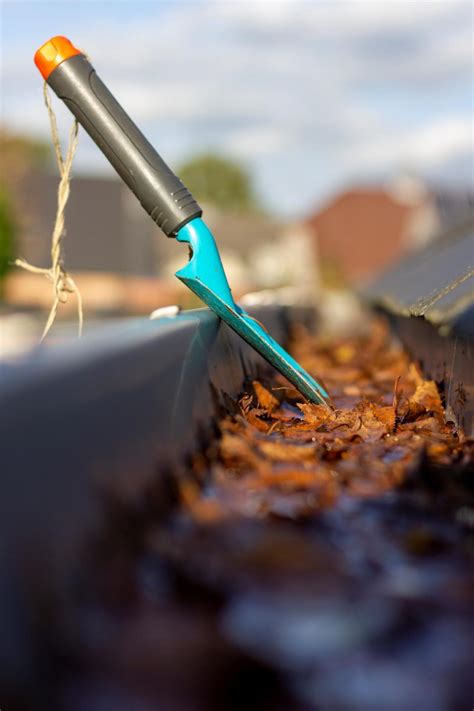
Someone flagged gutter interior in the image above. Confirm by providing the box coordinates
[5,311,472,711]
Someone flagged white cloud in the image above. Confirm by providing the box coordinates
[408,118,474,167]
[1,0,472,214]
[224,125,293,157]
[341,115,473,176]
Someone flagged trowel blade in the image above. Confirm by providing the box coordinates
[175,218,331,407]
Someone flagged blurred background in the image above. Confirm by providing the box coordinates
[0,0,473,351]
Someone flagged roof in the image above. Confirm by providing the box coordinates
[17,172,159,277]
[433,188,474,232]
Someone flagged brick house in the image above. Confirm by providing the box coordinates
[304,180,442,284]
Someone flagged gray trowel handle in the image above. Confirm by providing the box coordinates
[35,36,202,237]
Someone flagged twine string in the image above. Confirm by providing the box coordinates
[15,82,83,341]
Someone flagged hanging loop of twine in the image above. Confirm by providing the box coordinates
[15,82,83,341]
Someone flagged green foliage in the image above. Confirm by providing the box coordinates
[0,188,16,282]
[0,130,52,172]
[0,130,51,287]
[177,153,258,212]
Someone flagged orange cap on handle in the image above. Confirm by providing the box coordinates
[34,36,82,80]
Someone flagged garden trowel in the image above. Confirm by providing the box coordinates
[34,36,330,406]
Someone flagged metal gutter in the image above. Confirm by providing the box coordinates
[0,304,310,693]
[365,221,473,328]
[366,220,473,436]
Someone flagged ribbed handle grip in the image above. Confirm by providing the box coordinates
[45,52,202,236]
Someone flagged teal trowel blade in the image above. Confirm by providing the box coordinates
[175,218,330,407]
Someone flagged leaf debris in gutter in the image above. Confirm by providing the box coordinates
[183,318,472,523]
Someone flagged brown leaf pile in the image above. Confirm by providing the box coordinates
[183,318,471,522]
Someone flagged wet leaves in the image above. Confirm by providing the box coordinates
[252,380,279,413]
[184,319,472,523]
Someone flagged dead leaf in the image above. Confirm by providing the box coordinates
[253,380,279,413]
[246,408,273,433]
[297,403,332,429]
[239,392,253,414]
[256,439,317,463]
[184,317,471,523]
[410,381,444,418]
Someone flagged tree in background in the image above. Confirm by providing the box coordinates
[0,130,51,184]
[0,130,51,286]
[177,153,259,212]
[0,189,17,287]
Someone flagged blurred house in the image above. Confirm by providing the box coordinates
[165,205,313,296]
[7,172,299,315]
[303,177,473,285]
[5,172,186,315]
[433,188,474,232]
[16,172,159,276]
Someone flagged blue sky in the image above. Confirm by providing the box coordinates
[1,0,472,217]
